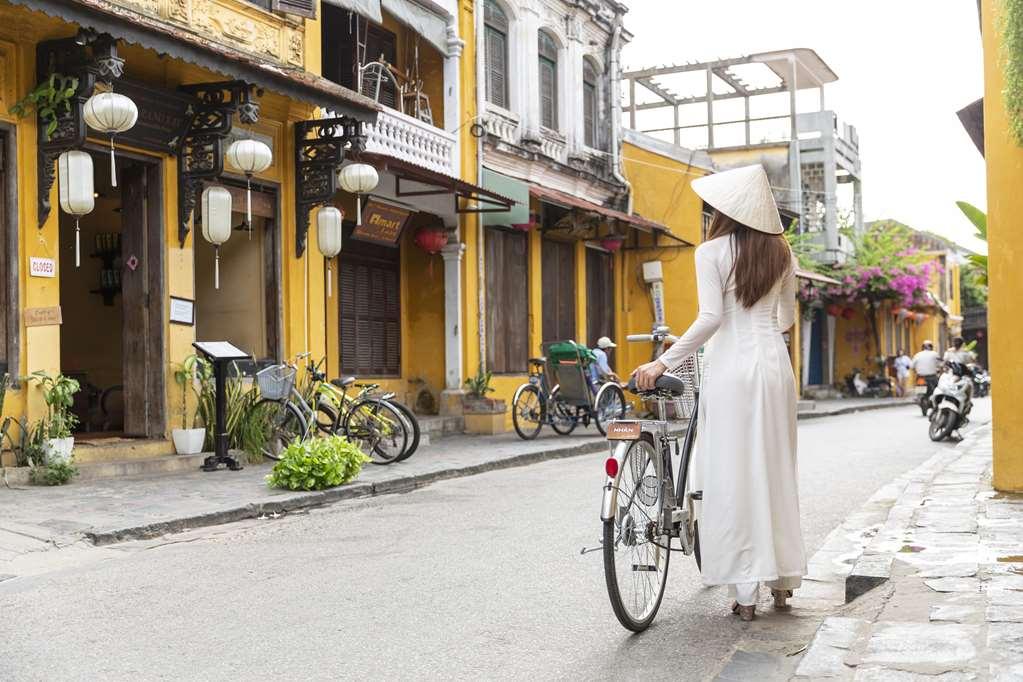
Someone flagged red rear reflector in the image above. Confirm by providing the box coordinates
[605,457,619,478]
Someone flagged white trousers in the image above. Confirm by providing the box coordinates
[727,576,802,606]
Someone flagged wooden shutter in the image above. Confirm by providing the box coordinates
[272,0,315,18]
[583,82,596,148]
[486,228,528,373]
[586,248,615,365]
[485,26,508,108]
[340,242,401,376]
[0,134,6,372]
[363,24,398,109]
[542,238,576,344]
[539,58,557,129]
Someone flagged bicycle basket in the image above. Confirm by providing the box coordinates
[663,352,703,419]
[256,365,296,401]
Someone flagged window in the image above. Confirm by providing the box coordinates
[322,8,398,109]
[486,228,529,373]
[484,1,509,108]
[538,31,558,130]
[340,226,401,376]
[583,60,598,148]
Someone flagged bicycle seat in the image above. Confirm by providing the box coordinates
[529,357,546,365]
[626,374,687,396]
[331,376,356,388]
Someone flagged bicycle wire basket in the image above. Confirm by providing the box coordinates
[662,351,704,420]
[256,365,296,401]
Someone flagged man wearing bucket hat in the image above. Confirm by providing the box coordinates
[631,164,805,622]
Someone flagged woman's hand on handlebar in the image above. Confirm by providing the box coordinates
[632,360,667,391]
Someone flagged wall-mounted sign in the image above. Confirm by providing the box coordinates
[169,297,195,326]
[24,306,62,327]
[352,200,413,246]
[29,257,56,278]
[114,79,193,153]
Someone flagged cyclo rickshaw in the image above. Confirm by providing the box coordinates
[511,340,626,440]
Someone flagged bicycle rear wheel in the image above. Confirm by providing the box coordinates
[343,398,408,465]
[252,399,307,461]
[548,385,578,435]
[594,383,626,436]
[603,438,670,632]
[389,400,421,462]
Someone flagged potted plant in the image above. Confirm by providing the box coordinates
[462,365,507,435]
[27,371,80,464]
[171,355,207,455]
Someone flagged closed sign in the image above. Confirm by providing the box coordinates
[29,257,56,278]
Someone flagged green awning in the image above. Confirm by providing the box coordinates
[481,169,530,227]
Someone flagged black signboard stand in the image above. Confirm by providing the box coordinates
[192,341,251,472]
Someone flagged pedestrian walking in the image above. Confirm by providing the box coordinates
[893,349,912,397]
[632,164,805,622]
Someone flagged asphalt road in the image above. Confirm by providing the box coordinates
[0,399,992,681]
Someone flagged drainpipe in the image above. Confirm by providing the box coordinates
[475,0,487,370]
[610,14,632,214]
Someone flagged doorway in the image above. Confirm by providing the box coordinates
[542,237,576,344]
[59,150,165,437]
[586,247,615,363]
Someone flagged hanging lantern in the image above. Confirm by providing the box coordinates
[337,163,379,225]
[317,206,344,298]
[891,306,903,316]
[413,225,448,255]
[841,307,856,320]
[225,138,273,238]
[57,150,95,269]
[600,234,625,252]
[201,186,233,290]
[826,303,842,317]
[83,91,138,188]
[914,312,927,323]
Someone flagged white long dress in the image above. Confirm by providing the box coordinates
[655,235,806,590]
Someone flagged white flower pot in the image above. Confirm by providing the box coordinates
[172,428,206,455]
[43,437,75,465]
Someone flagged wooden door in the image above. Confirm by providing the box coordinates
[542,238,576,343]
[586,248,615,362]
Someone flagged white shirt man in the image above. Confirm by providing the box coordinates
[591,336,619,383]
[912,343,942,378]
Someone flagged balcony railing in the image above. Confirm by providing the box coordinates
[364,108,458,177]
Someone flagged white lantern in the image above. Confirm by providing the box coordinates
[225,138,273,237]
[57,150,95,268]
[83,91,138,188]
[337,163,379,225]
[316,206,344,297]
[201,186,233,290]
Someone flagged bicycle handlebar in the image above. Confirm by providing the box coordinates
[626,333,679,343]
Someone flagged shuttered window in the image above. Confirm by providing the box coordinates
[542,238,576,344]
[0,133,8,376]
[484,1,509,108]
[486,228,529,374]
[271,0,315,18]
[538,31,558,130]
[340,230,401,377]
[583,60,598,148]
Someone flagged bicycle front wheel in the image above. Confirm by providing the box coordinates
[512,383,545,440]
[343,398,408,465]
[594,383,626,436]
[603,438,670,632]
[389,400,421,462]
[252,399,307,461]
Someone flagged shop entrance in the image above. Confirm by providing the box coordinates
[542,237,576,344]
[60,150,165,437]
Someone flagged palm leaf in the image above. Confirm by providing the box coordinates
[955,201,987,241]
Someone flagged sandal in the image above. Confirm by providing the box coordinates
[772,589,793,610]
[731,602,756,621]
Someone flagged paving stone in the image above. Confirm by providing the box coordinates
[860,623,980,671]
[988,590,1023,606]
[988,605,1023,623]
[988,574,1023,592]
[930,601,984,623]
[925,577,981,593]
[918,563,978,578]
[713,650,785,681]
[989,662,1023,682]
[795,616,869,678]
[988,622,1023,658]
[854,668,976,681]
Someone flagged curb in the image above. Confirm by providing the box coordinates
[797,398,916,420]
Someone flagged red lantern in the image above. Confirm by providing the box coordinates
[826,304,842,317]
[841,307,856,320]
[600,235,625,252]
[892,306,903,316]
[413,225,448,255]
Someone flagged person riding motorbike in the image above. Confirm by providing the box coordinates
[912,341,941,411]
[943,336,974,365]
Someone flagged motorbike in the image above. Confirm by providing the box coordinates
[844,370,893,398]
[968,363,991,398]
[928,362,974,442]
[915,375,939,417]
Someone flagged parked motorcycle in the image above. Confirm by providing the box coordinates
[968,363,991,398]
[844,369,893,398]
[928,362,974,442]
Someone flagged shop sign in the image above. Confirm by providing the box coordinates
[29,257,56,278]
[169,297,195,326]
[24,306,62,327]
[352,200,413,246]
[114,79,193,154]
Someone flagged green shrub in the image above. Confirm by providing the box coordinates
[29,461,77,486]
[266,436,369,491]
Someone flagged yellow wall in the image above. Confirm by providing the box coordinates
[983,0,1023,489]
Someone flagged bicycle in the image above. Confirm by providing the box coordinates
[600,336,702,632]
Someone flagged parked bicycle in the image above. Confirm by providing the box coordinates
[600,333,703,632]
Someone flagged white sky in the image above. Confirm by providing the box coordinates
[621,0,988,253]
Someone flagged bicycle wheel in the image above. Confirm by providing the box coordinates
[603,438,670,632]
[314,399,340,435]
[594,383,627,436]
[343,398,408,465]
[389,401,421,462]
[512,383,545,440]
[548,385,578,435]
[252,399,307,461]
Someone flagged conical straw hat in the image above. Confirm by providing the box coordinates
[691,164,783,235]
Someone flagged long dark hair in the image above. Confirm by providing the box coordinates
[707,210,792,308]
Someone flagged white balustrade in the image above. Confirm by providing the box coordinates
[364,108,458,177]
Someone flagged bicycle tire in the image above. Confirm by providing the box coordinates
[594,383,627,436]
[253,399,307,461]
[603,439,670,632]
[693,521,702,572]
[389,401,421,462]
[548,385,578,435]
[342,397,408,465]
[512,383,545,440]
[314,399,340,435]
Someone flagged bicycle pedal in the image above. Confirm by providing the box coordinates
[690,490,703,500]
